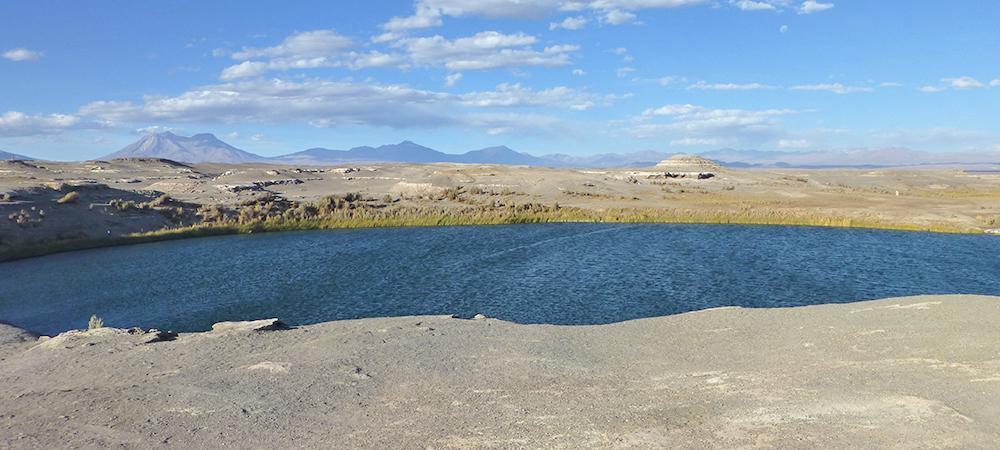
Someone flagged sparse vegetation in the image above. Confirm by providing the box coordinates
[149,194,172,207]
[88,314,104,330]
[57,191,79,204]
[1,192,11,202]
[7,209,41,227]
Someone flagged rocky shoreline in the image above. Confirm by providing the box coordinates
[2,295,999,448]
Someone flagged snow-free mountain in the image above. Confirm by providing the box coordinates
[104,132,1000,168]
[0,150,32,160]
[103,132,266,164]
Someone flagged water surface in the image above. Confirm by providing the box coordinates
[2,224,998,335]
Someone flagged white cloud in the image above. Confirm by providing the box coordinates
[790,83,873,94]
[458,83,614,110]
[688,81,773,90]
[616,67,636,78]
[379,0,800,35]
[991,79,1000,87]
[799,0,834,14]
[779,25,789,33]
[670,137,723,146]
[943,76,985,89]
[219,29,403,79]
[777,139,809,149]
[222,29,575,77]
[731,0,777,11]
[2,48,43,62]
[629,103,798,146]
[919,86,945,93]
[879,82,903,87]
[602,9,638,24]
[613,47,628,55]
[136,125,178,135]
[382,4,444,32]
[658,76,680,86]
[394,31,577,70]
[231,30,352,60]
[572,68,586,76]
[76,78,608,136]
[549,15,589,30]
[346,51,408,69]
[0,111,102,137]
[220,61,269,80]
[444,73,463,87]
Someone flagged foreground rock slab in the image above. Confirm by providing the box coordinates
[1,295,999,448]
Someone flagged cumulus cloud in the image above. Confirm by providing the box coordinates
[218,29,407,79]
[777,138,809,148]
[602,9,638,24]
[76,78,613,136]
[616,67,636,78]
[549,15,589,30]
[799,0,834,14]
[220,61,269,80]
[219,29,434,79]
[458,83,614,110]
[919,85,945,93]
[2,48,43,62]
[731,0,777,11]
[393,31,577,70]
[688,81,773,90]
[627,103,798,146]
[378,0,759,33]
[943,76,985,89]
[0,111,102,137]
[231,30,353,60]
[444,73,463,87]
[790,83,872,94]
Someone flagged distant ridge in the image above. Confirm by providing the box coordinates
[271,142,551,166]
[0,150,33,160]
[104,132,1000,169]
[104,132,266,164]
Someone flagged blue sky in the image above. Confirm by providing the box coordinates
[1,0,999,160]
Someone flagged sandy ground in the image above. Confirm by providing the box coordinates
[2,158,999,256]
[1,295,998,448]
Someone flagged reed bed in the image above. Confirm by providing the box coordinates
[1,194,981,263]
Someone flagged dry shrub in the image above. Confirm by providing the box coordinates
[57,191,79,204]
[88,314,104,330]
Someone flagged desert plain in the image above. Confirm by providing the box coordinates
[2,295,999,448]
[1,156,998,260]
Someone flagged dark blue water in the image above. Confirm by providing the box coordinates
[1,224,998,335]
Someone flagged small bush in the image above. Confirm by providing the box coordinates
[57,191,80,204]
[150,194,172,207]
[88,314,104,330]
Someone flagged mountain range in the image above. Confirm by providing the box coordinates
[99,132,1000,169]
[0,150,32,160]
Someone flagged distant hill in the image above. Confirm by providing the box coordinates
[541,150,670,168]
[451,146,552,165]
[271,142,553,166]
[98,132,1000,169]
[700,148,1000,168]
[0,150,33,160]
[104,132,267,164]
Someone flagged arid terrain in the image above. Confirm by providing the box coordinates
[1,295,998,448]
[2,156,998,260]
